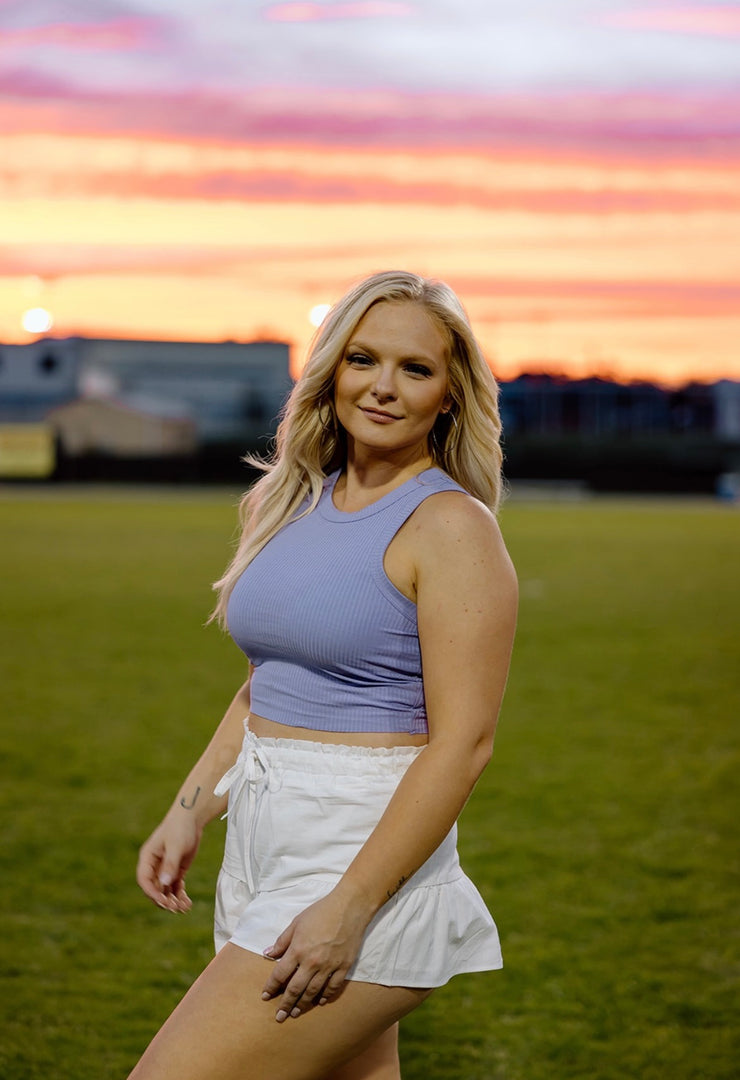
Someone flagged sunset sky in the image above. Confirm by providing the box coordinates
[1,0,739,385]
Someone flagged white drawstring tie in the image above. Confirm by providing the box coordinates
[214,738,272,893]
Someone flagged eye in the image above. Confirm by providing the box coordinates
[346,352,374,366]
[405,363,433,377]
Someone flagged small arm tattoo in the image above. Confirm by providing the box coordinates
[387,875,408,900]
[180,786,201,810]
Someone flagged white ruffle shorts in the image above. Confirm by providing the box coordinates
[213,722,503,988]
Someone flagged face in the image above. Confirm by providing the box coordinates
[333,301,452,462]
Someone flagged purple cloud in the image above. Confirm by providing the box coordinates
[2,0,738,97]
[1,66,738,160]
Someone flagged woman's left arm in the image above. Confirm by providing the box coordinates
[262,493,518,1020]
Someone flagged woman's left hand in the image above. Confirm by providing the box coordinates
[260,887,372,1021]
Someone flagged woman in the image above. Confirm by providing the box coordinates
[131,271,518,1080]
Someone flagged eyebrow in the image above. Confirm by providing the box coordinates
[345,339,441,368]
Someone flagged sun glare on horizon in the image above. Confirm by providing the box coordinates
[309,304,332,328]
[22,307,54,334]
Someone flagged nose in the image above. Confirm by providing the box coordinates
[371,362,398,403]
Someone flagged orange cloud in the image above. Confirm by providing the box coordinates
[2,131,738,215]
[1,105,738,387]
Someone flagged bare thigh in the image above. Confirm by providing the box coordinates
[127,944,431,1080]
[324,1024,400,1080]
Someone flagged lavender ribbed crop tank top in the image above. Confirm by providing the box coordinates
[226,467,468,734]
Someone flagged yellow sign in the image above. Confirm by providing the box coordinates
[0,424,56,478]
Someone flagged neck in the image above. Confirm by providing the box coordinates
[335,448,434,511]
[346,444,433,483]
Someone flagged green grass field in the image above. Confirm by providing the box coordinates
[1,486,737,1079]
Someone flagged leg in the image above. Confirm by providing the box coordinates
[324,1024,401,1080]
[128,945,430,1080]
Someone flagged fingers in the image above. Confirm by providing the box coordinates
[259,895,362,1021]
[261,924,297,999]
[136,844,191,913]
[135,846,164,905]
[159,870,192,914]
[280,973,329,1022]
[320,969,346,1004]
[273,969,339,1023]
[262,923,293,963]
[262,959,347,1023]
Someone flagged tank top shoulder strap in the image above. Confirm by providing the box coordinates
[369,469,469,608]
[318,467,466,528]
[384,467,467,523]
[317,467,468,570]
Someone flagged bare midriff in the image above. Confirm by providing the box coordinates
[248,712,429,749]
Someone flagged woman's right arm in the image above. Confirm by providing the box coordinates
[136,676,251,913]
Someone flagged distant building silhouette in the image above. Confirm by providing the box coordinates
[0,335,291,441]
[0,335,292,478]
[1,338,738,491]
[0,338,78,421]
[499,373,738,439]
[498,373,740,493]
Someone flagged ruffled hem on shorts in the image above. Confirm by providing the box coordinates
[215,866,502,988]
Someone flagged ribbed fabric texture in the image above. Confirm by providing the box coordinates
[227,467,467,734]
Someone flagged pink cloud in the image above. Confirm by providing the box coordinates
[1,76,738,160]
[2,157,737,216]
[264,2,417,21]
[606,5,740,37]
[0,16,168,51]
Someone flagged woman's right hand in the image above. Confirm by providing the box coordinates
[136,810,202,913]
[134,678,250,913]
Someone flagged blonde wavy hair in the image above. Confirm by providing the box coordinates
[211,270,503,625]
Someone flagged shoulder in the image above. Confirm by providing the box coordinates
[410,486,504,550]
[411,489,517,594]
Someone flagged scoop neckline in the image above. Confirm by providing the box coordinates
[321,467,442,521]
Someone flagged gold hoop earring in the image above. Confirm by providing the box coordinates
[447,410,459,452]
[432,410,459,460]
[318,401,337,437]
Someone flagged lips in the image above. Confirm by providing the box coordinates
[361,407,401,421]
